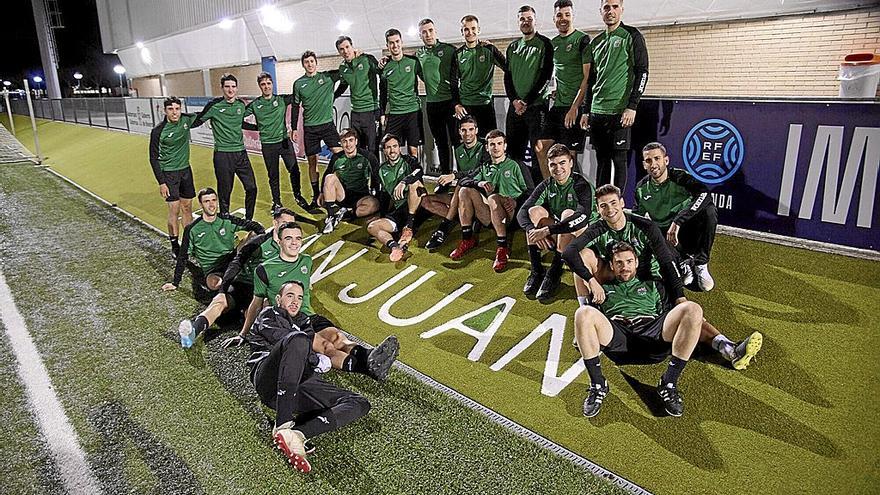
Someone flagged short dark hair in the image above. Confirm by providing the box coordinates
[461,14,479,24]
[163,96,182,108]
[595,184,621,199]
[272,207,296,219]
[642,142,668,156]
[301,51,317,65]
[547,143,572,161]
[610,241,636,258]
[554,0,574,10]
[519,5,536,14]
[219,73,237,86]
[197,187,217,202]
[257,72,273,84]
[277,221,302,238]
[335,36,353,50]
[339,127,358,141]
[279,280,305,294]
[486,129,506,142]
[385,28,402,41]
[458,115,478,129]
[418,18,434,28]
[381,133,401,148]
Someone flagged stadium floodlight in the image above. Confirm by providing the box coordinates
[33,76,43,83]
[260,5,293,33]
[218,18,234,29]
[114,65,126,96]
[73,72,83,80]
[3,81,11,87]
[337,19,352,31]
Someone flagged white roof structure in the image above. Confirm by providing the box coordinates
[97,0,870,77]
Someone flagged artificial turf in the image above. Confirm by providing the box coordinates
[2,115,879,494]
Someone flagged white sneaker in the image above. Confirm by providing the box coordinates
[272,422,311,473]
[680,261,694,286]
[695,264,715,291]
[322,216,335,234]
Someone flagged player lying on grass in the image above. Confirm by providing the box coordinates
[224,222,399,380]
[516,143,597,302]
[451,129,533,272]
[249,281,394,473]
[366,133,427,262]
[562,184,762,369]
[174,206,296,348]
[575,241,700,417]
[633,141,718,291]
[162,187,264,300]
[320,128,381,234]
[421,116,489,251]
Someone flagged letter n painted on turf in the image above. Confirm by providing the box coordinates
[489,313,586,397]
[310,240,369,284]
[420,297,516,361]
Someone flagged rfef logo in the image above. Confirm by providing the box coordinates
[682,118,744,184]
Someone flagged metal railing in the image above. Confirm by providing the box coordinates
[10,97,131,131]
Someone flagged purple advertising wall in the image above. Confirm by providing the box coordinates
[626,98,880,251]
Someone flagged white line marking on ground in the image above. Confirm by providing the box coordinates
[0,269,102,494]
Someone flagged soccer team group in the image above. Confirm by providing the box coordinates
[149,0,764,473]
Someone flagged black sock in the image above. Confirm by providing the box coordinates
[350,344,370,362]
[310,180,320,198]
[496,235,507,248]
[193,315,209,336]
[583,356,605,386]
[406,213,415,229]
[461,225,473,240]
[661,356,688,387]
[325,201,339,217]
[170,236,180,249]
[549,251,564,273]
[528,245,544,273]
[416,186,427,197]
[385,239,399,250]
[439,218,454,233]
[473,221,483,234]
[341,354,370,374]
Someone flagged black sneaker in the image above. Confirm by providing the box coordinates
[270,203,283,215]
[367,336,400,381]
[306,200,321,212]
[425,229,447,251]
[658,382,684,417]
[523,269,545,297]
[294,195,311,211]
[582,381,609,418]
[536,268,562,302]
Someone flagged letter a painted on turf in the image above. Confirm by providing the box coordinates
[378,271,474,326]
[489,313,586,397]
[420,297,516,361]
[310,240,369,284]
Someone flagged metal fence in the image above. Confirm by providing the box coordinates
[9,97,162,133]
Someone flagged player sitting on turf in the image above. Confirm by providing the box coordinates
[248,281,387,473]
[320,128,381,234]
[575,241,701,417]
[451,129,533,272]
[232,222,399,380]
[162,187,264,300]
[562,184,762,370]
[366,133,427,262]
[633,142,718,291]
[517,143,598,301]
[421,116,490,251]
[175,207,297,348]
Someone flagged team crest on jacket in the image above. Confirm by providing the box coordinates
[479,54,486,62]
[357,163,363,169]
[273,100,278,107]
[567,193,574,202]
[438,50,444,57]
[567,43,573,52]
[637,287,648,295]
[219,228,227,235]
[504,170,511,177]
[237,108,242,114]
[319,78,325,84]
[357,63,364,70]
[300,266,308,274]
[405,65,412,73]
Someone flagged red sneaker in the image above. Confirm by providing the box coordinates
[493,246,510,272]
[450,238,478,260]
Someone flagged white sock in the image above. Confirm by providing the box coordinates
[577,296,588,306]
[712,334,735,360]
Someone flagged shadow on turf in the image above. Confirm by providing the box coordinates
[87,401,205,494]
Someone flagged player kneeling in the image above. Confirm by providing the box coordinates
[248,281,386,472]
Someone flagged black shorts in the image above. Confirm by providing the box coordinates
[385,110,424,147]
[506,102,550,142]
[339,188,370,209]
[304,123,340,156]
[602,312,672,364]
[308,314,337,334]
[378,192,409,232]
[223,281,254,313]
[163,168,196,202]
[546,106,585,151]
[588,112,631,151]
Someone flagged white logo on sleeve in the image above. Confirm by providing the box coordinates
[616,139,625,145]
[197,232,206,238]
[278,271,288,277]
[219,108,226,113]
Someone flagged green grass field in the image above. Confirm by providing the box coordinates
[2,114,879,494]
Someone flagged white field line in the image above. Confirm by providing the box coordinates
[0,269,102,494]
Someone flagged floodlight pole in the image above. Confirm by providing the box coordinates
[3,90,14,135]
[23,79,42,164]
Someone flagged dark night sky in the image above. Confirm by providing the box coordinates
[1,0,121,90]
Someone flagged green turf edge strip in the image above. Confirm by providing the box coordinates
[38,144,654,495]
[717,225,880,261]
[341,331,654,495]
